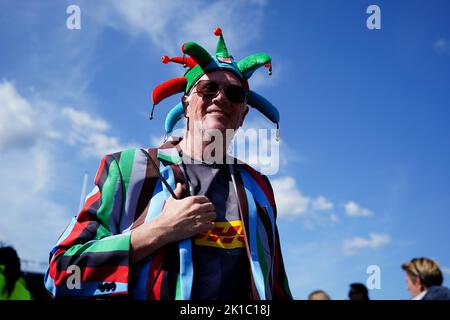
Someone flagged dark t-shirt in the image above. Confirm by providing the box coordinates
[180,158,250,300]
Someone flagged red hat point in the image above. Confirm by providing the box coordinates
[214,27,222,36]
[162,56,170,64]
[265,63,273,76]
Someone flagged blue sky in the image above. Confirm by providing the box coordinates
[1,0,449,300]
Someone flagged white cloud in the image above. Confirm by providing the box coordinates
[86,0,267,56]
[313,196,334,211]
[266,176,338,226]
[342,233,391,256]
[433,38,450,56]
[150,132,177,148]
[272,177,310,217]
[0,81,132,160]
[330,214,340,223]
[86,0,276,91]
[62,107,109,132]
[0,142,71,272]
[0,81,133,158]
[61,106,134,158]
[0,81,40,151]
[345,201,373,217]
[0,81,136,271]
[82,133,132,158]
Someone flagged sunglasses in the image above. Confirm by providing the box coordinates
[191,80,247,103]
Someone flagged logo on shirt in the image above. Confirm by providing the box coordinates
[194,220,245,249]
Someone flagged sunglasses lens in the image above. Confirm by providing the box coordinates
[194,81,246,103]
[196,81,219,97]
[225,85,246,103]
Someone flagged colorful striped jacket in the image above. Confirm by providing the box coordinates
[44,139,292,300]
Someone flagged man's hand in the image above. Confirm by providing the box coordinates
[157,183,216,243]
[130,183,216,264]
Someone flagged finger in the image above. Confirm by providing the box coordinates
[172,183,184,199]
[195,202,215,213]
[189,195,211,204]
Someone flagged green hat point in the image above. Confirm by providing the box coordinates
[237,53,272,78]
[214,27,229,58]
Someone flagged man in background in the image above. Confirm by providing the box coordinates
[402,257,450,300]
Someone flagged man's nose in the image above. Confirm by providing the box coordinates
[211,87,228,105]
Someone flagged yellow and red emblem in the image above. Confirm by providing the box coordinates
[194,220,245,249]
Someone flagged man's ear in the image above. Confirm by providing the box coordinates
[239,105,249,127]
[181,95,189,117]
[412,276,424,289]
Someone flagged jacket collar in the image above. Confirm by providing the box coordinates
[156,138,183,165]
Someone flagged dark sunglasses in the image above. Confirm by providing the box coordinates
[191,80,247,103]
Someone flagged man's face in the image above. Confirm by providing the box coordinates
[405,273,423,297]
[183,70,248,134]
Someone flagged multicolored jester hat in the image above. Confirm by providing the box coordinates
[151,27,280,140]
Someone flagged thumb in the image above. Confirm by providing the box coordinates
[173,183,184,199]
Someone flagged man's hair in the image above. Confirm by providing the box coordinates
[349,283,369,300]
[0,246,22,298]
[402,257,443,288]
[308,290,331,300]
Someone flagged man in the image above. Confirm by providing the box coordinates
[402,257,450,300]
[348,283,369,300]
[44,28,292,300]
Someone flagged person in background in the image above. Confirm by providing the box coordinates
[308,289,331,300]
[402,257,450,300]
[348,283,369,300]
[0,246,32,300]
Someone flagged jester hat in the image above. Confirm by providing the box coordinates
[151,27,280,138]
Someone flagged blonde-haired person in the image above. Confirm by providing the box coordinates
[402,257,450,300]
[308,290,331,300]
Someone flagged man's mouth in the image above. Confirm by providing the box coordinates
[206,109,228,117]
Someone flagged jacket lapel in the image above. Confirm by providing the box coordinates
[155,141,194,300]
[229,164,261,300]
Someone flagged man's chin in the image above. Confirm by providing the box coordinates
[201,119,229,132]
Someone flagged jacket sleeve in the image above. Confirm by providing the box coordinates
[262,175,293,300]
[44,154,130,298]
